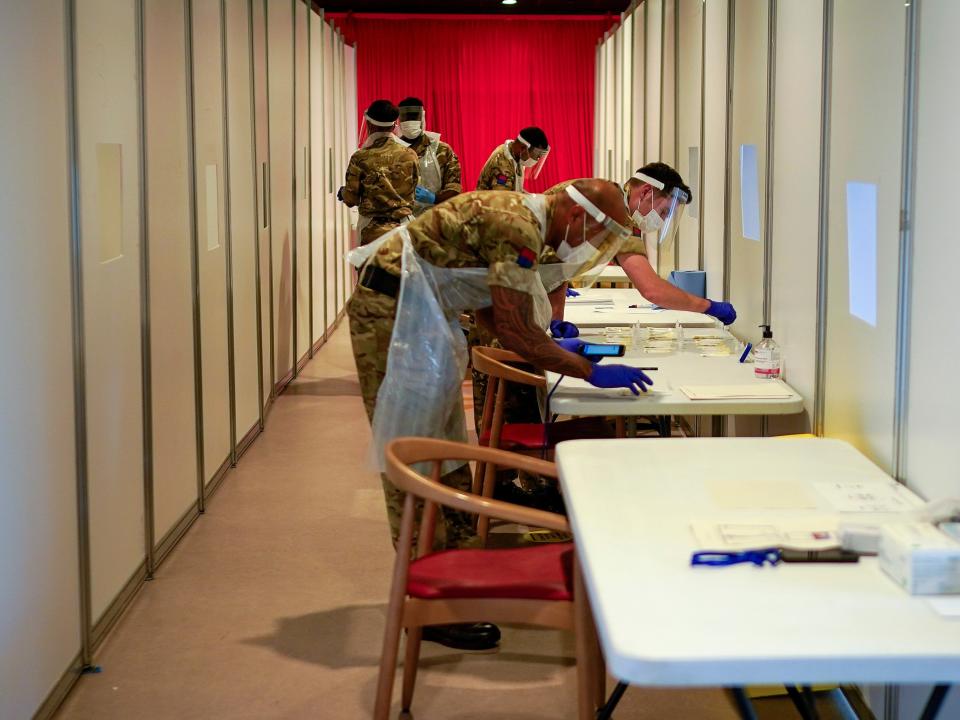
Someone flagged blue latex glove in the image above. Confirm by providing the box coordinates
[705,300,737,325]
[555,337,584,353]
[566,287,580,297]
[549,320,579,339]
[587,364,654,395]
[415,185,436,204]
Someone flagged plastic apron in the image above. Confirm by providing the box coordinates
[346,225,553,473]
[356,134,412,236]
[413,131,443,216]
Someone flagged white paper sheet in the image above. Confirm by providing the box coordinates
[679,382,794,400]
[814,480,924,513]
[691,517,840,551]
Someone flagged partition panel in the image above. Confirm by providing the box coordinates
[903,0,960,503]
[702,0,728,299]
[619,14,634,181]
[268,0,295,384]
[75,0,146,621]
[768,0,824,434]
[605,31,617,180]
[144,0,199,541]
[334,32,347,316]
[338,36,351,312]
[676,0,703,271]
[823,0,905,473]
[594,41,602,176]
[225,0,260,442]
[191,0,231,484]
[644,0,662,165]
[294,0,311,365]
[659,0,677,277]
[322,20,337,332]
[252,0,272,405]
[344,42,359,271]
[310,8,327,344]
[630,9,646,170]
[0,3,81,716]
[726,0,769,346]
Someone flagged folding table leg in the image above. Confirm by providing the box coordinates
[595,681,628,720]
[727,688,759,720]
[919,685,951,720]
[784,685,819,720]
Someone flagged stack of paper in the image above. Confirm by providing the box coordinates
[679,382,794,400]
[566,297,615,306]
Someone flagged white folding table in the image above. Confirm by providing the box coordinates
[555,437,957,719]
[564,287,716,328]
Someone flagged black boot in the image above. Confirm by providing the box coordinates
[421,622,501,651]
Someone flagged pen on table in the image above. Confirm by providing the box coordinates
[739,342,753,363]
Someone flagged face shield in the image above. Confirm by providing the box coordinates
[546,185,631,287]
[632,172,689,254]
[398,104,425,140]
[358,112,398,149]
[516,136,550,179]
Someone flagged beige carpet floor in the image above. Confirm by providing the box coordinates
[54,326,845,720]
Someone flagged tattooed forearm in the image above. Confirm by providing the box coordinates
[490,286,593,378]
[547,283,567,321]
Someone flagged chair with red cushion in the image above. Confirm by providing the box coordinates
[374,438,605,720]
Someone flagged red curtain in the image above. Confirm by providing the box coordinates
[329,13,615,192]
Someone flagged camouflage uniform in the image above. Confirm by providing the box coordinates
[407,132,462,216]
[476,141,525,193]
[340,135,419,246]
[347,191,549,548]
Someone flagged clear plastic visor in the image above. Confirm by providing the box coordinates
[630,171,689,252]
[358,112,397,148]
[552,185,631,287]
[516,136,550,179]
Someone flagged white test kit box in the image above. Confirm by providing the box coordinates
[878,522,960,595]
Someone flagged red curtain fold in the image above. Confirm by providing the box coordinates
[329,13,615,192]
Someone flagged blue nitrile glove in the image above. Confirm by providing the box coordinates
[587,364,654,395]
[705,300,737,325]
[555,337,585,353]
[566,287,580,297]
[415,185,436,204]
[549,320,579,339]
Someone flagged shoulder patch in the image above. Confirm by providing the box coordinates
[496,174,508,186]
[516,247,536,269]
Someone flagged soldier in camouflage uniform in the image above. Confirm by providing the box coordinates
[338,99,419,246]
[476,126,549,193]
[348,181,641,651]
[543,163,737,326]
[397,97,462,216]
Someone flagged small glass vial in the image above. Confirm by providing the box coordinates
[754,325,782,380]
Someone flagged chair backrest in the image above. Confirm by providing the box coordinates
[471,346,547,389]
[385,438,567,537]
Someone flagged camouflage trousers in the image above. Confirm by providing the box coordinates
[359,218,402,246]
[347,283,478,550]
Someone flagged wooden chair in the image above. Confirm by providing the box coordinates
[375,438,605,720]
[471,346,612,540]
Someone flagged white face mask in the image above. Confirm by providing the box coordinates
[623,189,644,227]
[399,121,422,138]
[521,157,538,169]
[556,222,597,265]
[641,208,663,233]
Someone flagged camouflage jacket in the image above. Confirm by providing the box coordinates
[406,132,462,196]
[544,178,647,257]
[340,135,419,221]
[369,191,548,297]
[476,141,524,193]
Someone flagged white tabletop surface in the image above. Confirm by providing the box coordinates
[546,341,804,416]
[556,438,960,687]
[595,265,630,283]
[565,287,715,328]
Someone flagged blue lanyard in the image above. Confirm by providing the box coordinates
[691,548,781,567]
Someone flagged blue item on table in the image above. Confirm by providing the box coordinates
[705,300,737,325]
[587,365,653,395]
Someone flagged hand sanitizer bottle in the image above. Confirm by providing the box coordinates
[754,325,781,380]
[675,320,685,352]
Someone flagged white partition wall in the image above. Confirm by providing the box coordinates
[702,0,729,300]
[618,13,633,182]
[268,0,295,386]
[75,0,147,624]
[660,0,677,276]
[726,0,769,346]
[767,0,825,434]
[603,33,616,179]
[226,0,262,446]
[322,20,338,333]
[252,0,272,408]
[191,0,232,487]
[144,0,200,549]
[337,33,351,313]
[644,0,662,165]
[822,0,906,473]
[294,0,311,368]
[332,30,346,317]
[344,41,359,266]
[0,4,81,717]
[676,0,704,271]
[310,9,327,344]
[630,11,646,170]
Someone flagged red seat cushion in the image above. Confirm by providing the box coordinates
[478,423,547,450]
[407,543,574,601]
